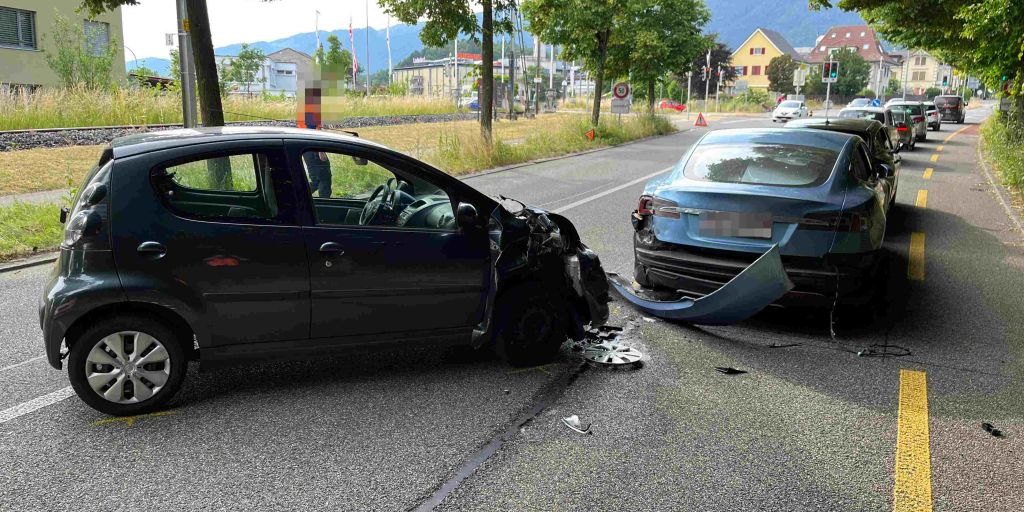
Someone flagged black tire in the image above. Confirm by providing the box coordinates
[634,261,653,288]
[68,314,187,416]
[493,283,568,368]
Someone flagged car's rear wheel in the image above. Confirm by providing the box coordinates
[493,283,568,368]
[68,315,187,416]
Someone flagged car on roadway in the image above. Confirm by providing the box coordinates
[771,100,809,123]
[657,99,686,112]
[887,100,929,142]
[888,109,918,151]
[784,118,902,207]
[631,128,896,310]
[836,106,901,149]
[848,98,872,108]
[922,101,942,131]
[933,95,967,123]
[40,127,610,416]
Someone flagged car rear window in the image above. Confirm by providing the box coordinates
[838,109,884,123]
[934,96,961,107]
[891,104,922,115]
[680,143,838,187]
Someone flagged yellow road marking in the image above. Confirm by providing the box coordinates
[908,233,925,281]
[894,369,933,512]
[915,190,928,208]
[935,145,944,152]
[91,410,176,428]
[923,168,933,180]
[929,154,939,162]
[943,124,971,143]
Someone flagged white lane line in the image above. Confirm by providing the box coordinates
[0,355,45,373]
[0,386,75,424]
[722,118,756,124]
[553,166,673,214]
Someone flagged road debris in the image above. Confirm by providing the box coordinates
[582,342,643,368]
[982,422,1005,438]
[714,367,748,375]
[608,244,793,325]
[856,344,911,357]
[562,415,592,435]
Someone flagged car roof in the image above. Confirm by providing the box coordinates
[111,126,388,158]
[783,118,882,137]
[699,127,855,152]
[840,107,885,113]
[888,100,922,105]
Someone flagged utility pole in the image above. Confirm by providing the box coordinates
[454,39,459,105]
[715,64,721,112]
[686,71,692,120]
[364,0,370,95]
[901,53,908,99]
[175,0,197,128]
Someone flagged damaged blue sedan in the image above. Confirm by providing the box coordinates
[630,128,894,311]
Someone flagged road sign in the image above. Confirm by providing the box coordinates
[694,112,708,127]
[585,128,595,140]
[821,61,839,83]
[734,80,748,93]
[999,97,1011,112]
[793,68,807,87]
[166,33,176,46]
[611,98,630,114]
[612,82,631,100]
[533,77,542,84]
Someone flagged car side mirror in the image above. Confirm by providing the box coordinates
[876,163,895,179]
[456,202,478,230]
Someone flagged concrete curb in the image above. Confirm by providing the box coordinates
[0,252,58,274]
[976,139,1024,238]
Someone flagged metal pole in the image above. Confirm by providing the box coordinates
[901,54,908,99]
[686,71,692,120]
[715,64,721,112]
[825,81,832,120]
[365,0,370,95]
[454,39,459,106]
[175,0,197,128]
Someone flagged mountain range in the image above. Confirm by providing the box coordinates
[128,1,865,77]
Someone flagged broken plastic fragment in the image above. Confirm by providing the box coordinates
[609,244,794,325]
[562,415,592,435]
[715,367,747,375]
[583,342,643,367]
[982,422,1005,438]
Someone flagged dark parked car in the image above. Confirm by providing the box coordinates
[933,95,967,123]
[41,127,609,415]
[631,128,897,310]
[836,107,901,149]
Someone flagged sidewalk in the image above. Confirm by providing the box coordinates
[0,188,66,207]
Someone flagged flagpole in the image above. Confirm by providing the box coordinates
[365,0,370,95]
[386,15,392,85]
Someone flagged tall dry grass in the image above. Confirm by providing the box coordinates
[0,86,462,130]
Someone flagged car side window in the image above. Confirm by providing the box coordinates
[300,148,457,231]
[154,150,283,222]
[872,130,888,157]
[850,145,872,182]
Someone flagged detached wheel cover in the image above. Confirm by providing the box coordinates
[84,331,172,404]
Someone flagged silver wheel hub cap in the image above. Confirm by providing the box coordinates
[85,331,171,404]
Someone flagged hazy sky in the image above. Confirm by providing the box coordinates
[122,0,399,61]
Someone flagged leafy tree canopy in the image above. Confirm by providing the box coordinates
[766,54,800,95]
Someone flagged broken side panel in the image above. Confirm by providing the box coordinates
[609,244,794,325]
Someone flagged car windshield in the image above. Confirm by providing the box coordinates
[679,143,838,187]
[839,110,885,122]
[779,101,801,108]
[891,104,922,115]
[849,99,871,107]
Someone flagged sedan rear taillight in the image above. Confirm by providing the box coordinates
[636,195,681,219]
[896,125,909,132]
[637,195,655,216]
[802,211,869,232]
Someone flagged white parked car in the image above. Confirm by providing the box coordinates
[772,100,809,122]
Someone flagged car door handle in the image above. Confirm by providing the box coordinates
[137,241,166,258]
[319,242,345,256]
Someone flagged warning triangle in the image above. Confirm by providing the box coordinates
[694,112,708,127]
[585,128,596,140]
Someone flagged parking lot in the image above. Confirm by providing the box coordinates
[2,102,1021,511]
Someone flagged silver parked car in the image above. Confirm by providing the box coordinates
[886,101,928,142]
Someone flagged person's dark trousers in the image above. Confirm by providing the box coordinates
[309,165,332,198]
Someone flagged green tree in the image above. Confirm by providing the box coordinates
[680,36,736,100]
[606,0,710,110]
[325,35,354,83]
[380,0,516,143]
[924,86,942,99]
[169,48,181,80]
[766,55,799,95]
[523,0,626,125]
[313,43,325,65]
[43,13,119,89]
[131,64,158,77]
[223,43,266,97]
[885,76,900,97]
[829,48,871,97]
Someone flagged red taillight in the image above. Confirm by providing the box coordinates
[913,116,924,123]
[896,125,909,132]
[637,195,654,216]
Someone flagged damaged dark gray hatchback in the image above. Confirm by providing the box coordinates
[40,127,608,416]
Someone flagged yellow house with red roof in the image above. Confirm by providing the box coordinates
[729,28,807,92]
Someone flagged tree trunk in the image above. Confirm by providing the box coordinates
[185,0,224,127]
[647,81,656,111]
[480,0,494,144]
[591,30,609,126]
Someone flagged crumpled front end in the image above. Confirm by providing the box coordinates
[472,202,609,347]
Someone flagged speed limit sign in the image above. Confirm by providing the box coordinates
[612,82,631,99]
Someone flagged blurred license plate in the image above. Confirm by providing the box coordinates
[699,211,773,239]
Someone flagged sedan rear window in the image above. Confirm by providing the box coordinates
[891,104,922,115]
[681,143,838,187]
[934,96,961,107]
[838,109,884,123]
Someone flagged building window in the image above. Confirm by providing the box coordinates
[911,71,926,81]
[845,32,851,37]
[819,45,826,52]
[860,31,866,36]
[734,65,745,76]
[831,33,836,38]
[749,47,765,55]
[752,65,761,76]
[863,44,869,50]
[83,20,110,56]
[914,56,927,66]
[0,7,36,49]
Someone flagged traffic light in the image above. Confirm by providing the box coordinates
[821,61,839,82]
[942,76,948,87]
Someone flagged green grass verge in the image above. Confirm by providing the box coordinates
[980,115,1024,193]
[0,202,63,262]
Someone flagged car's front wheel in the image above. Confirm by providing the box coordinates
[493,283,568,368]
[68,315,188,416]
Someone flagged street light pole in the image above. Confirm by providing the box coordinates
[686,71,692,121]
[174,0,197,128]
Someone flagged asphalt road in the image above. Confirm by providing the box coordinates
[2,104,1021,511]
